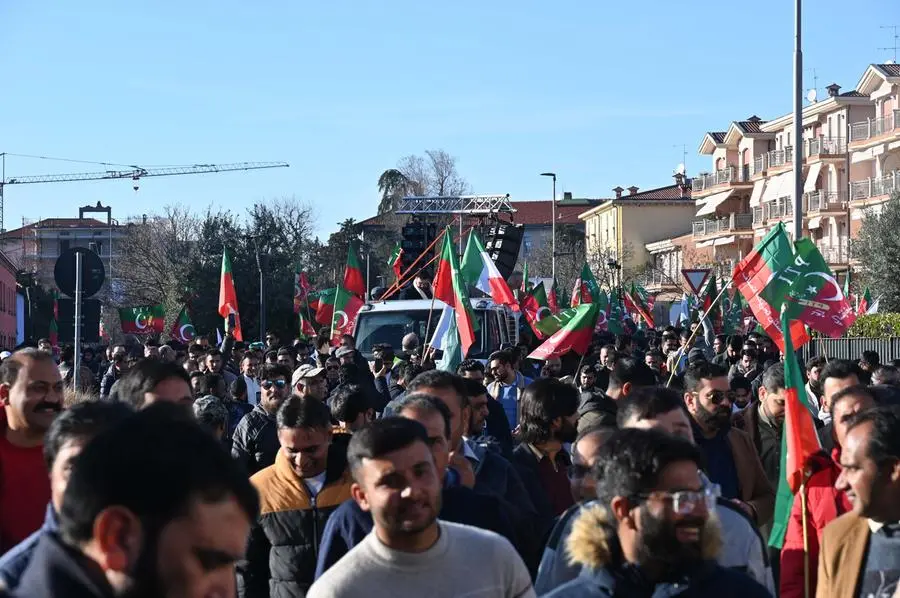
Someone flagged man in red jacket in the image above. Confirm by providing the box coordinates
[779,384,875,598]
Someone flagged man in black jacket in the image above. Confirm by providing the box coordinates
[10,404,259,598]
[511,379,579,549]
[231,364,291,475]
[238,396,351,598]
[457,359,513,456]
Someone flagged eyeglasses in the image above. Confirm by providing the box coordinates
[261,379,287,390]
[631,486,720,515]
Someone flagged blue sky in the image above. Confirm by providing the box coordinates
[1,0,894,238]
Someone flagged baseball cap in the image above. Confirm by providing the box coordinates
[291,364,326,388]
[335,346,355,358]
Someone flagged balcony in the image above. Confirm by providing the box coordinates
[766,146,793,169]
[816,240,849,265]
[762,199,793,221]
[693,166,750,193]
[640,270,680,290]
[752,155,766,176]
[805,136,846,157]
[850,171,900,201]
[692,213,753,238]
[752,206,764,225]
[805,191,847,214]
[849,110,900,143]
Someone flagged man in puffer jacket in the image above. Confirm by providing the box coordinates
[779,385,874,598]
[541,428,770,598]
[237,395,352,598]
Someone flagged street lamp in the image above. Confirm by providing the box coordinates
[540,172,557,280]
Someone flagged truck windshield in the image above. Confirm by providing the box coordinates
[355,309,498,360]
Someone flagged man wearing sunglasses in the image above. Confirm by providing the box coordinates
[683,362,775,527]
[543,428,770,597]
[232,363,292,475]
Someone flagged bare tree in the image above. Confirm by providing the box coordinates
[396,149,470,197]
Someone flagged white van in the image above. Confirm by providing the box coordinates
[353,299,519,361]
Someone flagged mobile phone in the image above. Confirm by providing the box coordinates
[373,357,384,371]
[228,313,236,329]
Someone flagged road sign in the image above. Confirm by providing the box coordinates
[54,248,106,298]
[681,268,711,295]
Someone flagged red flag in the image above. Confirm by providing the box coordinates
[528,303,600,360]
[732,224,808,352]
[342,242,366,297]
[218,248,243,341]
[520,282,552,340]
[781,239,856,338]
[547,278,560,314]
[433,229,476,358]
[294,269,311,314]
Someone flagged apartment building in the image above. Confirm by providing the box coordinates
[0,203,128,292]
[579,177,694,271]
[691,62,900,277]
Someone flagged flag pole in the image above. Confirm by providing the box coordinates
[800,479,810,598]
[381,229,447,300]
[666,280,733,388]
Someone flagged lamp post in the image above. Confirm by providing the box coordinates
[251,236,266,343]
[540,172,557,280]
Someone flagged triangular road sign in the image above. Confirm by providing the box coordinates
[681,268,711,295]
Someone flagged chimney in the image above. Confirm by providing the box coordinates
[747,115,762,122]
[627,186,639,196]
[673,172,685,187]
[613,186,624,199]
[826,83,841,97]
[562,191,573,201]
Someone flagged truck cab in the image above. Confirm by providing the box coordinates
[353,299,518,361]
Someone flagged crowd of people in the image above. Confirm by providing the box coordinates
[0,321,898,597]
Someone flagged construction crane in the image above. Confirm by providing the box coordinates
[0,155,290,231]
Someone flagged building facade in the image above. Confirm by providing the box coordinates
[691,63,899,280]
[578,179,695,271]
[0,251,18,349]
[0,203,128,293]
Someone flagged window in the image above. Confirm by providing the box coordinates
[59,239,70,254]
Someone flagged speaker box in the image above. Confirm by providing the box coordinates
[485,224,523,280]
[56,299,101,343]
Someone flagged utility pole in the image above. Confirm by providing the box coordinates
[792,0,804,241]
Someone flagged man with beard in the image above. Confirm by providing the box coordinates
[542,428,770,597]
[10,402,259,598]
[511,379,579,545]
[308,417,534,598]
[804,356,826,421]
[730,375,753,412]
[818,405,900,597]
[534,424,616,594]
[238,396,352,598]
[458,360,513,456]
[0,401,133,591]
[683,362,774,527]
[732,363,787,492]
[232,364,291,475]
[0,349,63,553]
[313,394,518,579]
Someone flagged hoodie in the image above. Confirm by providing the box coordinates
[541,503,771,597]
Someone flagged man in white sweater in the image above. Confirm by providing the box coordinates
[308,416,534,598]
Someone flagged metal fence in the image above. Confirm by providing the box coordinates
[799,337,900,363]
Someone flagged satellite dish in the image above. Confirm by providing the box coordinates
[807,88,818,103]
[676,163,686,175]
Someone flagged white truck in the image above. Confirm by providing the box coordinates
[353,298,519,361]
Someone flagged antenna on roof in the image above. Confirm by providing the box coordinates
[672,144,688,173]
[880,25,899,62]
[804,68,819,103]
